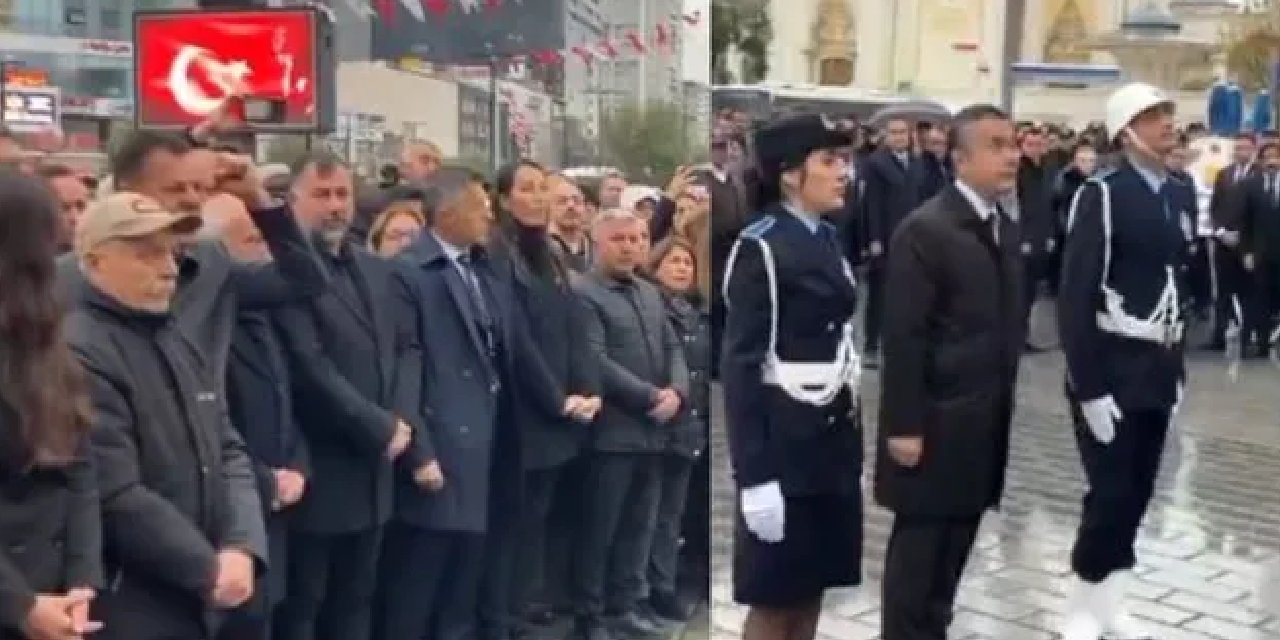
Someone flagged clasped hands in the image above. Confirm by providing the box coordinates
[647,388,681,423]
[562,395,602,423]
[211,549,255,610]
[23,588,101,640]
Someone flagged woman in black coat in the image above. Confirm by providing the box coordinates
[0,170,102,640]
[483,160,602,636]
[644,236,711,618]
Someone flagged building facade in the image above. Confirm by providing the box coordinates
[599,0,685,110]
[757,0,1239,125]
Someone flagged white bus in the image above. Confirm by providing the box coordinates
[712,84,924,122]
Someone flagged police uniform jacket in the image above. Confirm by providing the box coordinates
[721,204,862,497]
[1059,159,1186,412]
[873,184,1022,517]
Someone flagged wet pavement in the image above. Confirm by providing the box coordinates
[710,311,1280,639]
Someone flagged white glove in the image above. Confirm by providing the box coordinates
[740,481,785,543]
[1080,395,1122,444]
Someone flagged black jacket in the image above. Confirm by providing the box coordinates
[861,147,925,255]
[661,291,710,458]
[1242,171,1280,261]
[1210,162,1258,234]
[225,310,310,604]
[491,238,599,471]
[1016,155,1059,252]
[874,185,1023,517]
[0,408,101,639]
[68,285,266,639]
[274,242,422,536]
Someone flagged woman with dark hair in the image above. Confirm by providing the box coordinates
[643,236,711,618]
[481,160,602,639]
[0,169,102,640]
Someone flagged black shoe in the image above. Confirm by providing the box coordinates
[606,611,662,637]
[648,591,691,622]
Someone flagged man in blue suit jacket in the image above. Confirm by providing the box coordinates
[375,167,570,640]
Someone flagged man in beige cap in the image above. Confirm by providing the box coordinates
[68,191,266,640]
[76,192,205,312]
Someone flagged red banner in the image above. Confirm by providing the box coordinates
[134,9,324,130]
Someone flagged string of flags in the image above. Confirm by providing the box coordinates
[347,0,703,67]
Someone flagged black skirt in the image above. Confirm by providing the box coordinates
[731,492,863,607]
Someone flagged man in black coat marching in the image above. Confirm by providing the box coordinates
[874,105,1024,640]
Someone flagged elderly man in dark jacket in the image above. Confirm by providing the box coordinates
[874,105,1023,640]
[68,192,267,640]
[206,193,311,640]
[572,208,689,640]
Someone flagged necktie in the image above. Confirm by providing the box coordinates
[1271,173,1279,207]
[990,206,1002,246]
[456,254,496,351]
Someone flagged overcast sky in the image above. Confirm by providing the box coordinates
[682,0,711,84]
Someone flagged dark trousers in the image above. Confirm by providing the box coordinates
[1250,258,1280,346]
[374,523,485,640]
[480,468,524,640]
[512,465,572,621]
[219,598,272,640]
[1186,239,1213,314]
[575,453,663,623]
[1213,241,1250,343]
[274,527,382,640]
[648,455,694,596]
[864,264,885,353]
[680,453,710,579]
[1021,251,1054,333]
[881,515,981,640]
[1070,406,1170,582]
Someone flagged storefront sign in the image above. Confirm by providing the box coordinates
[134,8,335,132]
[2,86,60,131]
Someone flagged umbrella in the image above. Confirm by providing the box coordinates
[868,100,953,128]
[1252,90,1272,132]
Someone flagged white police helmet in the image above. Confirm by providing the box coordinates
[1105,82,1174,143]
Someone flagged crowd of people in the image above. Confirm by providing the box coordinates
[0,110,711,640]
[707,104,1280,364]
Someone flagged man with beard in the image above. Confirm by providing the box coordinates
[272,153,422,640]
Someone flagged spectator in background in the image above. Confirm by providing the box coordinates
[368,203,425,258]
[644,236,710,622]
[917,123,951,202]
[597,171,627,209]
[399,141,443,186]
[37,163,91,254]
[548,172,594,271]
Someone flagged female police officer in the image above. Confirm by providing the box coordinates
[721,114,863,640]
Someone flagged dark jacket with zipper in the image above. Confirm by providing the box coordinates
[660,290,710,458]
[573,270,689,454]
[68,285,266,640]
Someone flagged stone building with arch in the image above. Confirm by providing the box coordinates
[760,0,1242,125]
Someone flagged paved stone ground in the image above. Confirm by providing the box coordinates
[710,305,1280,640]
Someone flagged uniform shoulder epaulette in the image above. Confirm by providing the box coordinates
[740,215,777,239]
[1090,167,1118,183]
